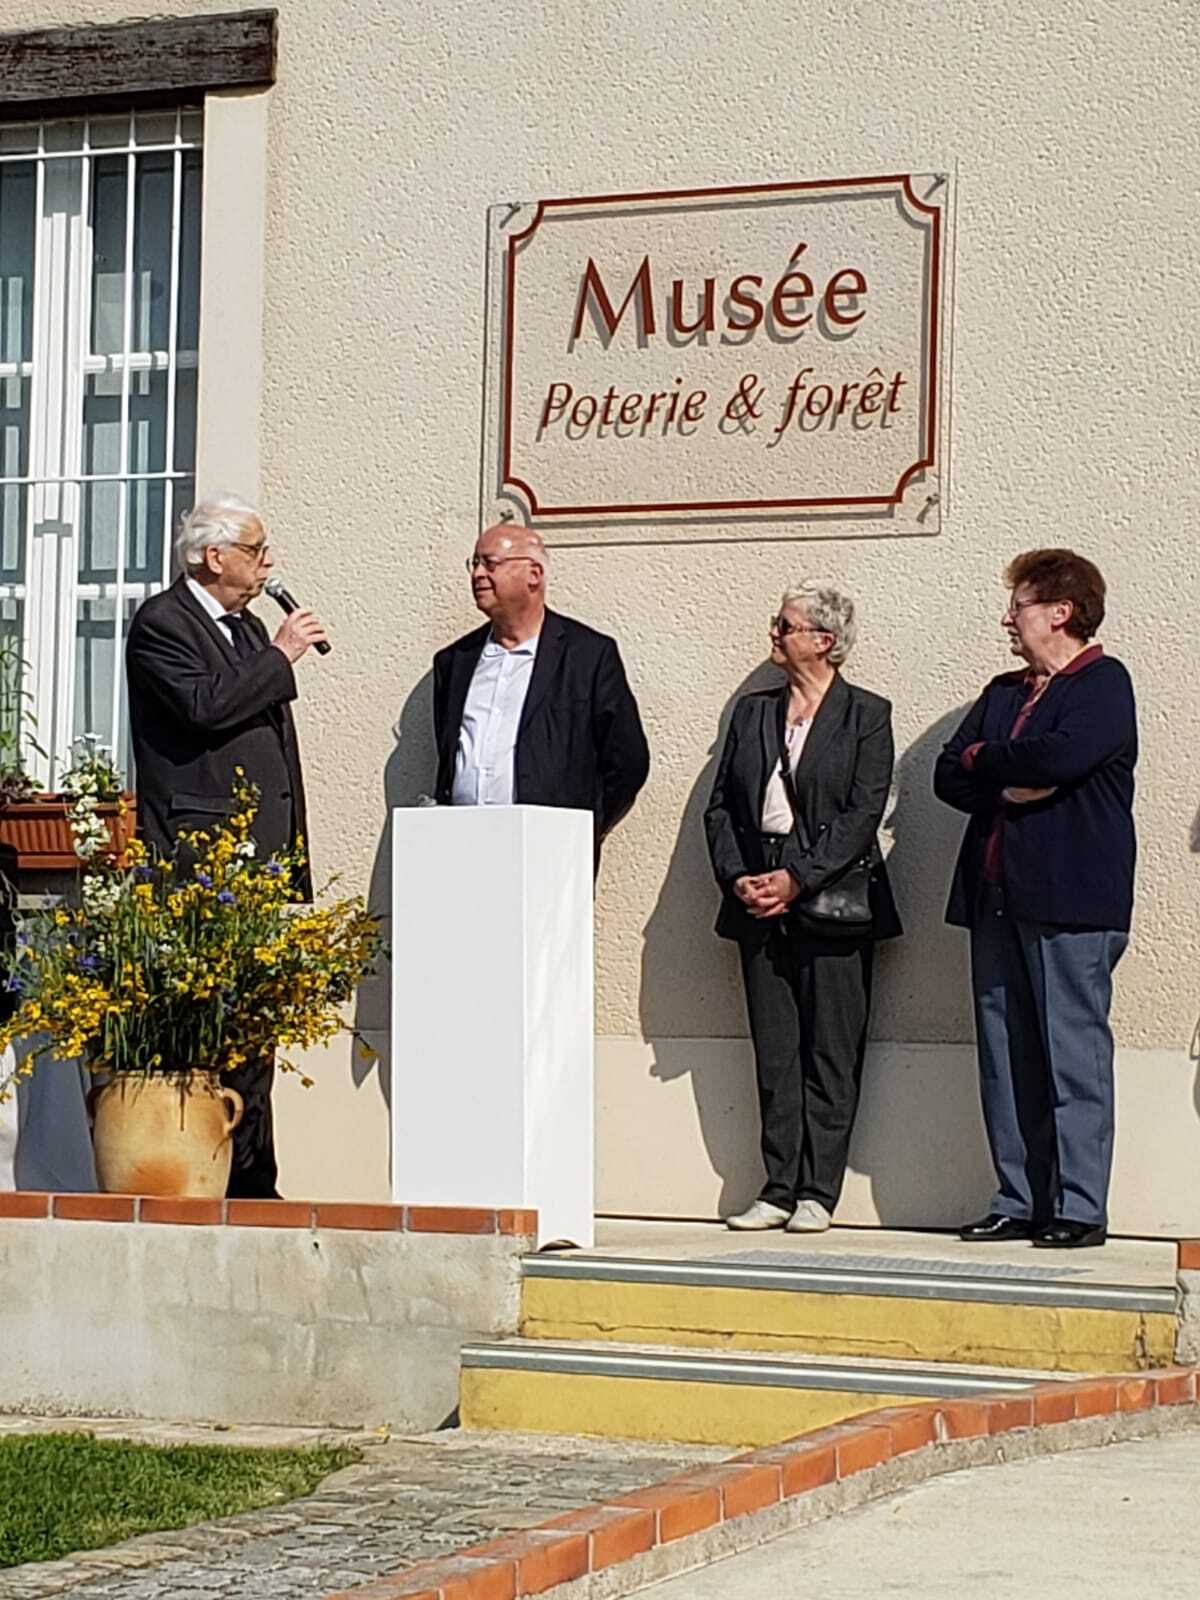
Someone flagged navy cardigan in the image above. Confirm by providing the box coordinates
[934,652,1137,931]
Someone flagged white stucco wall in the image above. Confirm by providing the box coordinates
[6,0,1198,1229]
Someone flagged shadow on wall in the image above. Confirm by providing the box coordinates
[352,672,437,1143]
[851,704,992,1226]
[638,660,781,1218]
[638,684,993,1226]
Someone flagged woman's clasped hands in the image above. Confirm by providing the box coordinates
[733,870,800,919]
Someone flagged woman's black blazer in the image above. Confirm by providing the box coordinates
[704,673,902,945]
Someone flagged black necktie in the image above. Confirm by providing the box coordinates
[224,613,255,661]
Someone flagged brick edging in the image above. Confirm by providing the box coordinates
[320,1370,1200,1600]
[0,1193,537,1236]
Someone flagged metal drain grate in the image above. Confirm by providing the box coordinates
[712,1250,1087,1280]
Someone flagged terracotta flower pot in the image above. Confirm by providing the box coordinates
[90,1072,243,1197]
[0,793,136,871]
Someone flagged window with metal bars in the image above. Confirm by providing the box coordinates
[0,106,203,789]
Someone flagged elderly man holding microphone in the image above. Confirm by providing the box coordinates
[125,493,328,1197]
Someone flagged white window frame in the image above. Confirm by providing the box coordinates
[0,107,202,788]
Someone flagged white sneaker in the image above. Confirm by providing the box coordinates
[786,1199,832,1233]
[725,1199,791,1231]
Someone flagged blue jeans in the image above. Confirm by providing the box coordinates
[970,895,1127,1228]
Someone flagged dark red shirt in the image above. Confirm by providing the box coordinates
[962,645,1104,884]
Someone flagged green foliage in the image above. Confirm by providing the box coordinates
[0,1432,358,1568]
[0,636,40,803]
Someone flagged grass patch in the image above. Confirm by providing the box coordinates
[0,1432,359,1568]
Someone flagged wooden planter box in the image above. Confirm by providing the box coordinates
[0,794,136,871]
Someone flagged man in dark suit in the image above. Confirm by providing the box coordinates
[433,523,648,867]
[125,493,327,1197]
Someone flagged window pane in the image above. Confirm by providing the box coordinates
[178,151,202,352]
[88,115,129,152]
[0,376,29,580]
[135,111,176,147]
[78,481,121,583]
[74,595,117,751]
[132,153,173,350]
[128,368,168,474]
[173,365,197,472]
[44,119,84,155]
[80,365,120,585]
[0,162,35,364]
[125,478,166,583]
[0,124,38,156]
[91,156,128,357]
[80,370,121,582]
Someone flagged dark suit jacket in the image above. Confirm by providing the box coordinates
[433,608,649,860]
[705,674,902,945]
[933,653,1137,930]
[125,577,313,898]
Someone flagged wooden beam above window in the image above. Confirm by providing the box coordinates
[0,9,278,111]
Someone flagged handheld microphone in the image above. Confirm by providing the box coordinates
[264,576,332,655]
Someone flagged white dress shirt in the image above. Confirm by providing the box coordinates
[760,717,812,833]
[186,575,239,651]
[451,630,541,807]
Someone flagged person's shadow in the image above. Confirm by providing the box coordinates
[849,707,994,1226]
[638,663,781,1217]
[352,674,437,1140]
[639,693,995,1227]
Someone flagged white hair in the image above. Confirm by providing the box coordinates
[780,578,858,666]
[175,494,261,571]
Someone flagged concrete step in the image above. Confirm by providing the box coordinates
[518,1252,1178,1374]
[458,1337,1063,1447]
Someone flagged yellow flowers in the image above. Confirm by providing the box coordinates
[0,778,381,1092]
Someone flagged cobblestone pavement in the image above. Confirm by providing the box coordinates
[0,1417,729,1599]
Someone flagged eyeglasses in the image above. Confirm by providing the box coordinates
[232,541,270,562]
[465,554,538,574]
[1005,596,1059,616]
[770,615,830,638]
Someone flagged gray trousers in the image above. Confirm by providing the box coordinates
[970,895,1127,1228]
[739,932,873,1213]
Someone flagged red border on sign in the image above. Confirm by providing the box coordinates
[501,174,942,519]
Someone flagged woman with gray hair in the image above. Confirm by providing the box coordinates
[705,579,902,1233]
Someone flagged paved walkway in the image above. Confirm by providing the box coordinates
[0,1420,727,1599]
[646,1432,1200,1599]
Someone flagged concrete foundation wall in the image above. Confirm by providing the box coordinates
[1177,1272,1200,1366]
[0,1220,524,1428]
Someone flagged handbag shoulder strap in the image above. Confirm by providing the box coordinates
[775,712,813,852]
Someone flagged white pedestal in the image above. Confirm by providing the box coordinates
[390,805,594,1248]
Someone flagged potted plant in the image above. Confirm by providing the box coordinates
[0,776,381,1196]
[0,642,135,871]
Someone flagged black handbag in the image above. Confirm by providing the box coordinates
[776,718,874,936]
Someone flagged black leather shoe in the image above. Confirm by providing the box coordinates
[958,1213,1036,1241]
[1032,1220,1107,1249]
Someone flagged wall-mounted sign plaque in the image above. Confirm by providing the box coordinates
[481,173,951,541]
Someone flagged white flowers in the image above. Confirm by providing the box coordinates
[62,735,123,862]
[67,792,108,861]
[81,873,122,916]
